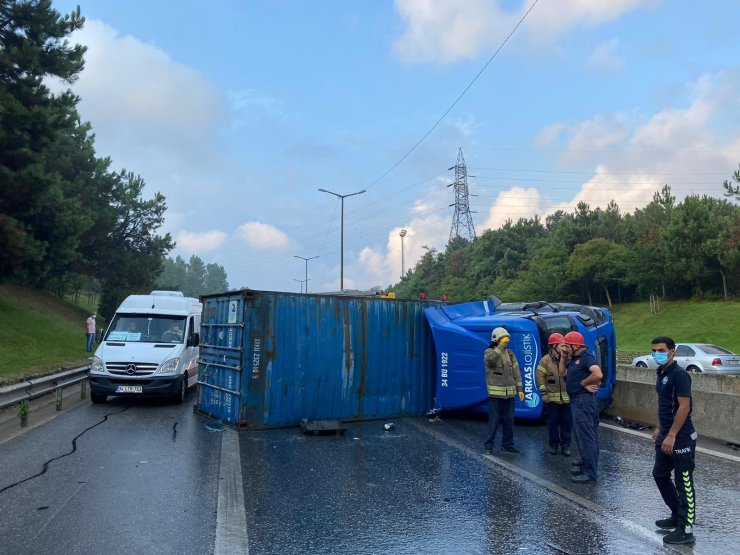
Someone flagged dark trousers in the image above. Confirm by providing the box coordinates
[570,394,599,479]
[86,332,95,352]
[546,403,572,449]
[653,437,696,529]
[485,397,515,450]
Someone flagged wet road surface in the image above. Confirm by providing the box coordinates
[1,396,738,554]
[0,394,220,554]
[238,415,740,555]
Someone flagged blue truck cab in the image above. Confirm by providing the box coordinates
[424,297,617,420]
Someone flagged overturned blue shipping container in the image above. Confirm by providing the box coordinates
[197,290,436,429]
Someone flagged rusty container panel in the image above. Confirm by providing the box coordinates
[197,290,435,429]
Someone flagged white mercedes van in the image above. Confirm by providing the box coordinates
[89,291,201,404]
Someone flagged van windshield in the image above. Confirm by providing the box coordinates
[105,314,186,344]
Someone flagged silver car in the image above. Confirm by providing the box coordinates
[631,343,740,374]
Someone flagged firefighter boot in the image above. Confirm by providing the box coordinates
[663,525,695,545]
[655,515,677,530]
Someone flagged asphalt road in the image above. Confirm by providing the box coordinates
[1,394,739,554]
[0,393,220,554]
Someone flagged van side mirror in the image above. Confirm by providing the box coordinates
[188,332,200,348]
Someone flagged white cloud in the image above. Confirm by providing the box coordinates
[527,69,740,216]
[543,166,662,217]
[393,0,658,64]
[236,222,290,250]
[356,215,450,287]
[65,20,224,132]
[175,230,228,254]
[528,0,659,45]
[358,247,389,285]
[481,187,544,230]
[534,122,565,146]
[394,0,506,64]
[588,38,625,73]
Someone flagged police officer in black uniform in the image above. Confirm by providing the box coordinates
[651,336,697,546]
[561,331,602,483]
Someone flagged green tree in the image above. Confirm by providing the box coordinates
[663,195,734,298]
[723,164,740,201]
[157,255,188,290]
[0,0,86,281]
[568,238,628,310]
[97,171,174,317]
[204,262,229,294]
[156,254,229,297]
[183,255,206,295]
[622,186,674,299]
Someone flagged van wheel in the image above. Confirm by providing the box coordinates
[91,392,107,404]
[173,376,186,405]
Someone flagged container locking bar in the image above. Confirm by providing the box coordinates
[197,381,241,396]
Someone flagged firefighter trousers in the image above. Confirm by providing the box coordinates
[653,436,696,529]
[546,402,572,449]
[485,397,515,450]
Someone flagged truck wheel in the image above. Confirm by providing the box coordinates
[173,376,186,405]
[91,392,107,404]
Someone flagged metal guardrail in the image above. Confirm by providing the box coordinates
[0,366,90,412]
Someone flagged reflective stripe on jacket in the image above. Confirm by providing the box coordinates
[484,346,523,398]
[536,353,570,404]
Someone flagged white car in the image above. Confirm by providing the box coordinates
[631,343,740,374]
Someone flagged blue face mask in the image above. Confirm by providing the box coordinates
[652,351,670,365]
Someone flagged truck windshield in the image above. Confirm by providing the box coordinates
[105,314,186,344]
[536,315,573,339]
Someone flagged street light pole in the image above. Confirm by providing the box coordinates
[318,188,366,291]
[399,229,407,278]
[294,255,319,293]
[293,278,307,293]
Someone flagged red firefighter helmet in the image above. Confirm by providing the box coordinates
[563,331,586,347]
[548,332,565,345]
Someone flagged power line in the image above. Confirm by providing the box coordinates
[362,0,541,191]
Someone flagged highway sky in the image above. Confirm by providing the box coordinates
[51,0,740,292]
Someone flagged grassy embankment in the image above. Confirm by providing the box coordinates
[1,284,738,383]
[0,284,103,385]
[611,299,740,362]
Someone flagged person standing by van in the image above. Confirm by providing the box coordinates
[484,327,524,455]
[536,333,572,456]
[85,313,96,352]
[651,336,697,546]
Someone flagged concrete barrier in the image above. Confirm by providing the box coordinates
[606,365,740,445]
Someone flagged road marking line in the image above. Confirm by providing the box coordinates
[408,419,692,555]
[215,429,249,555]
[600,422,740,463]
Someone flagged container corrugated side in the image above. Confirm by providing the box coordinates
[197,290,435,429]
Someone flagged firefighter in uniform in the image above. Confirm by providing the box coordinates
[560,331,602,483]
[536,333,572,456]
[651,336,697,546]
[483,327,524,455]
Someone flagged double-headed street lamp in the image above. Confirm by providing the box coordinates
[294,255,319,293]
[293,278,307,293]
[318,188,366,291]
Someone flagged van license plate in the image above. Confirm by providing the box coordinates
[115,385,143,393]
